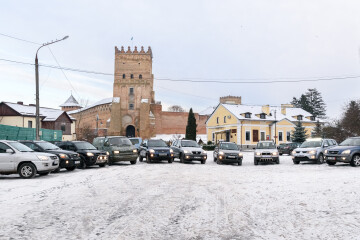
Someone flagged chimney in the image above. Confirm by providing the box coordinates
[17,101,23,105]
[262,105,270,115]
[281,104,293,115]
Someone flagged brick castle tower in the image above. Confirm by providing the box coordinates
[108,46,155,138]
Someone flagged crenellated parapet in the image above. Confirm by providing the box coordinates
[115,46,153,58]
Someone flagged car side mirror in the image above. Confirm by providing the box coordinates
[6,149,14,154]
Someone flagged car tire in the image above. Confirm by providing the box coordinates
[254,159,258,165]
[350,154,360,167]
[238,160,242,166]
[66,166,76,171]
[317,154,324,164]
[276,158,280,164]
[213,155,217,162]
[180,154,185,163]
[18,163,36,179]
[293,160,300,164]
[168,158,173,164]
[99,164,106,167]
[146,154,151,164]
[52,167,60,173]
[201,160,206,164]
[39,172,50,176]
[216,159,221,165]
[139,155,143,162]
[279,153,283,156]
[130,159,137,165]
[326,161,336,166]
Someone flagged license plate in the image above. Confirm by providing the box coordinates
[298,155,304,157]
[228,156,235,158]
[328,157,336,160]
[159,153,167,156]
[54,160,59,164]
[75,161,80,164]
[194,156,201,159]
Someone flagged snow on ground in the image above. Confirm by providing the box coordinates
[1,152,360,240]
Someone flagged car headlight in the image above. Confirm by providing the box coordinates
[309,150,316,154]
[292,150,296,155]
[184,150,190,154]
[170,149,173,153]
[238,153,243,157]
[256,152,261,156]
[133,149,137,153]
[37,155,49,161]
[324,150,328,154]
[219,151,224,155]
[59,154,68,159]
[106,151,110,155]
[113,151,119,154]
[87,152,94,156]
[342,150,351,155]
[272,152,278,156]
[149,149,155,153]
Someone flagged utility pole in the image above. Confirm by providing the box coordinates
[35,36,69,140]
[274,109,277,145]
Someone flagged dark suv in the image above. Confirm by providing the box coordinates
[278,142,300,155]
[20,140,81,172]
[324,137,360,167]
[56,141,108,168]
[213,142,242,165]
[139,139,174,163]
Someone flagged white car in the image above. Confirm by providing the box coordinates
[0,140,59,178]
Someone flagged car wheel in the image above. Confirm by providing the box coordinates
[139,156,143,162]
[99,164,106,167]
[52,167,60,173]
[238,160,242,166]
[317,154,324,164]
[254,159,258,165]
[18,163,36,179]
[293,160,300,164]
[326,161,336,166]
[350,154,360,167]
[66,166,76,171]
[168,158,173,163]
[216,159,221,165]
[279,153,283,156]
[276,158,280,164]
[130,159,137,165]
[213,155,217,162]
[201,160,206,164]
[39,172,50,176]
[146,154,151,164]
[180,154,185,163]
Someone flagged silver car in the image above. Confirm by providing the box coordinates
[0,140,59,178]
[254,141,279,165]
[171,139,207,164]
[292,138,337,164]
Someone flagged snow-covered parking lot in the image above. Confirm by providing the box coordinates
[1,151,360,240]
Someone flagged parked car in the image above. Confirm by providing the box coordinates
[324,137,360,167]
[129,137,143,151]
[56,141,108,168]
[171,139,207,164]
[139,139,174,163]
[278,142,301,155]
[254,141,279,165]
[93,136,138,165]
[0,140,59,178]
[292,138,337,164]
[213,141,242,165]
[20,140,81,172]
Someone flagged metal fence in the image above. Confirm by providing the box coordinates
[0,124,62,141]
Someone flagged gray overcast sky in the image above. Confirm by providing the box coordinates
[1,0,360,119]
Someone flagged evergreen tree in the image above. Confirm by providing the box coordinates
[312,120,323,138]
[341,100,360,136]
[291,121,307,143]
[185,108,197,140]
[291,88,326,118]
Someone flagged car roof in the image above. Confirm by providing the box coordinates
[220,142,236,144]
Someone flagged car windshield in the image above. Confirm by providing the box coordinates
[220,143,238,150]
[300,140,322,148]
[148,140,168,147]
[181,140,199,147]
[109,137,132,146]
[37,142,60,150]
[74,142,96,150]
[129,139,139,145]
[8,142,34,152]
[279,144,286,147]
[340,138,360,146]
[256,142,276,149]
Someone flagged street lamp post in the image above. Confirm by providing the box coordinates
[35,36,69,140]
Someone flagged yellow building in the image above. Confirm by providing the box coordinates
[206,96,319,149]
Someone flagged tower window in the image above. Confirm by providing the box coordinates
[139,74,142,79]
[129,87,134,95]
[130,74,134,79]
[122,74,125,79]
[129,103,134,110]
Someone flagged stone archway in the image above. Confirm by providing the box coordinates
[126,125,135,138]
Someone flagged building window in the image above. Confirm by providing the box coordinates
[224,116,226,123]
[287,132,291,141]
[260,113,266,119]
[310,116,315,121]
[260,131,265,141]
[28,121,32,128]
[122,74,125,79]
[129,103,134,110]
[245,131,251,141]
[139,74,142,79]
[129,87,134,95]
[61,124,66,133]
[245,113,251,118]
[130,74,134,79]
[278,131,283,142]
[216,117,219,124]
[297,115,303,121]
[212,133,215,142]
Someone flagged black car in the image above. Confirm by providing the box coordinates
[20,140,81,172]
[139,139,174,163]
[324,137,360,167]
[213,141,243,165]
[56,141,108,168]
[278,142,300,155]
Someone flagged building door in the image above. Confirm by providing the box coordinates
[126,125,135,138]
[253,130,259,142]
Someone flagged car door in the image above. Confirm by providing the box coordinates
[0,143,16,172]
[171,140,180,158]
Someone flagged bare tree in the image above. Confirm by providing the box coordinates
[168,105,185,112]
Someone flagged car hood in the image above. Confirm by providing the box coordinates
[219,149,240,154]
[46,149,78,155]
[295,147,320,152]
[32,152,58,157]
[77,149,103,154]
[149,147,170,151]
[182,147,204,152]
[328,146,359,151]
[110,145,136,151]
[255,149,278,153]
